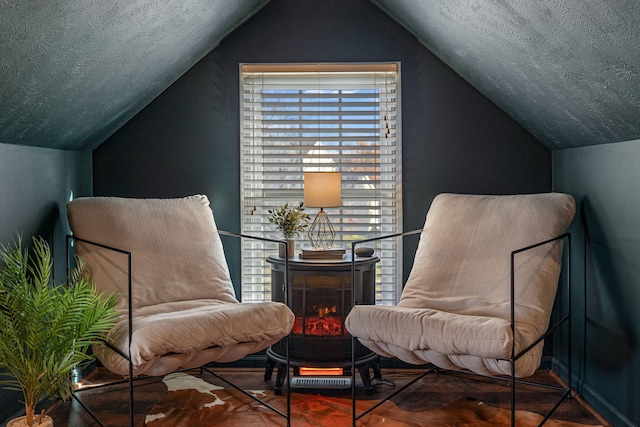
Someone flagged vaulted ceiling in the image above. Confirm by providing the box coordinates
[2,0,639,151]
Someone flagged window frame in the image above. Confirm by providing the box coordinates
[239,62,403,305]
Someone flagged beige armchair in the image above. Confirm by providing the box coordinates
[66,195,294,425]
[345,193,576,425]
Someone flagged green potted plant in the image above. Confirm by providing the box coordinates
[0,235,118,427]
[267,202,311,257]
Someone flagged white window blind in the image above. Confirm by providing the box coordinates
[239,63,402,305]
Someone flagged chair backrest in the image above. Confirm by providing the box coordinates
[400,193,575,332]
[67,195,238,310]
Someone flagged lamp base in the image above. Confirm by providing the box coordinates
[308,208,336,249]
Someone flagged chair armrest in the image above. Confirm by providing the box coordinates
[217,230,290,305]
[66,234,133,364]
[348,228,423,257]
[218,229,287,246]
[510,232,571,360]
[348,229,423,307]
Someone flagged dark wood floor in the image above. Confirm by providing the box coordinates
[43,366,609,426]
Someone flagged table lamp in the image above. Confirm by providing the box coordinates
[304,171,341,249]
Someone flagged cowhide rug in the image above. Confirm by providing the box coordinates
[144,372,601,427]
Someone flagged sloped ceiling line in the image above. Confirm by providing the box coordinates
[0,0,269,150]
[371,0,640,149]
[1,0,639,151]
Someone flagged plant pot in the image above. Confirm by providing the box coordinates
[7,415,53,427]
[278,240,295,258]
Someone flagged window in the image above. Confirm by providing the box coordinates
[240,63,402,305]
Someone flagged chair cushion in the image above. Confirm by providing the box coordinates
[352,337,542,377]
[345,305,541,376]
[67,195,237,310]
[94,299,294,377]
[67,195,295,376]
[346,192,575,377]
[347,306,512,359]
[401,193,575,338]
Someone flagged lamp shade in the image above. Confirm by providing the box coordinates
[304,172,341,208]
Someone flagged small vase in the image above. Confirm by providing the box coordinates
[7,415,54,427]
[278,240,295,258]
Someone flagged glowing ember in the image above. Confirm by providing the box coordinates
[292,315,346,336]
[316,305,337,317]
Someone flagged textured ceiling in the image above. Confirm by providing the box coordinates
[372,0,640,149]
[0,0,269,150]
[1,0,639,151]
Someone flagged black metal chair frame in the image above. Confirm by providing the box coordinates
[66,232,293,427]
[350,230,573,427]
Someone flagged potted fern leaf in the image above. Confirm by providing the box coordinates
[0,235,118,427]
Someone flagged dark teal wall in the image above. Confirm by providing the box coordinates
[93,0,551,291]
[0,143,92,422]
[553,139,640,426]
[0,143,92,280]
